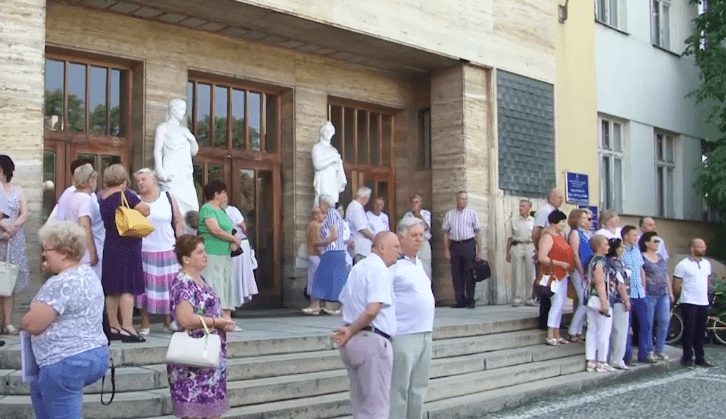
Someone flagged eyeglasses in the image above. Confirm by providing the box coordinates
[652,240,661,244]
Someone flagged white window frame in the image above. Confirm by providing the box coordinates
[599,117,624,212]
[651,0,671,49]
[655,131,676,218]
[595,0,626,31]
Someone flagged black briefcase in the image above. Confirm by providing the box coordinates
[472,259,491,282]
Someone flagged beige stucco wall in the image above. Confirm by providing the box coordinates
[238,0,557,83]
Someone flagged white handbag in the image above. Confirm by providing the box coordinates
[587,295,601,310]
[166,315,221,368]
[0,242,18,297]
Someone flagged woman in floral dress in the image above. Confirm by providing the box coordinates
[0,155,29,335]
[168,234,237,418]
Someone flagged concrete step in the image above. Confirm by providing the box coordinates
[432,329,547,358]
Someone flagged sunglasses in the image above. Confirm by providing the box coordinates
[652,239,661,244]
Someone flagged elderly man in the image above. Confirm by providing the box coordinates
[674,238,713,368]
[401,193,433,280]
[346,187,375,264]
[638,216,669,262]
[389,217,435,419]
[443,191,483,308]
[333,232,401,419]
[366,196,390,235]
[506,199,535,306]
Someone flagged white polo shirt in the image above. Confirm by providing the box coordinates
[366,210,390,235]
[339,253,396,336]
[345,200,372,257]
[393,256,435,336]
[674,257,711,306]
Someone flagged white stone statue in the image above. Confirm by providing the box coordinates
[312,121,346,205]
[154,98,200,217]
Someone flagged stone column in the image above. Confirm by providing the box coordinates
[281,87,327,307]
[0,0,46,321]
[430,63,494,305]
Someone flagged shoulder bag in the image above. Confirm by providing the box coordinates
[115,191,155,238]
[166,315,221,368]
[0,242,18,296]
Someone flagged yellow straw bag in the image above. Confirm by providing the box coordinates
[115,191,154,238]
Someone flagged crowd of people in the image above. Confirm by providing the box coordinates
[0,148,718,418]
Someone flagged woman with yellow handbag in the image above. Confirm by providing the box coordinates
[99,164,150,343]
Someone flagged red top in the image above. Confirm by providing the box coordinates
[546,232,575,279]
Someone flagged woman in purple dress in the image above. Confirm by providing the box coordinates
[168,235,236,418]
[99,164,149,343]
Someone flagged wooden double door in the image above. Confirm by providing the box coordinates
[192,156,281,308]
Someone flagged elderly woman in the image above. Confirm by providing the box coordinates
[198,179,241,320]
[537,209,575,346]
[53,163,100,269]
[310,194,347,315]
[566,209,593,343]
[99,164,150,342]
[134,168,184,335]
[22,221,109,417]
[302,206,328,315]
[640,231,673,362]
[168,235,236,418]
[0,154,30,335]
[595,209,621,239]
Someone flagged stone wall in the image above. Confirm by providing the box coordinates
[0,0,46,321]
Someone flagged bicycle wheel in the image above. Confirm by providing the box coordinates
[709,317,726,345]
[666,310,683,344]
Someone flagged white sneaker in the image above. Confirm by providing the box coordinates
[612,361,630,370]
[586,361,596,372]
[595,362,615,372]
[654,352,670,361]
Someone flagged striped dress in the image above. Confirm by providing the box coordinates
[135,192,179,314]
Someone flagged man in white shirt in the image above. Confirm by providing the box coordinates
[442,191,483,308]
[673,238,713,368]
[401,193,433,280]
[366,196,390,235]
[389,217,435,419]
[506,199,535,306]
[638,216,669,262]
[345,187,375,264]
[333,232,401,418]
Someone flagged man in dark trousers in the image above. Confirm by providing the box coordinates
[443,191,483,309]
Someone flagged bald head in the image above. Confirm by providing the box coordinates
[372,231,401,267]
[690,238,707,258]
[547,188,564,208]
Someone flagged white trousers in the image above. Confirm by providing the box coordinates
[586,307,613,362]
[547,276,568,328]
[608,302,630,365]
[389,332,432,419]
[568,270,587,336]
[511,243,535,302]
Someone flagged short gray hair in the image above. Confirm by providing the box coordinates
[397,216,424,234]
[355,187,372,199]
[39,220,87,261]
[134,168,158,184]
[73,163,97,188]
[318,194,335,206]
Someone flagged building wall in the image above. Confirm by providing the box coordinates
[595,0,713,220]
[238,0,557,83]
[0,0,46,317]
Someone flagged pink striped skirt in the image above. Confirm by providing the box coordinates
[135,249,179,315]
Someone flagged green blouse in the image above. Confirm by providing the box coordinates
[198,203,233,255]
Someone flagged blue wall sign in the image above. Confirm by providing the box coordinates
[565,172,589,205]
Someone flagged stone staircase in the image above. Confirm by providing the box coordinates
[0,307,678,418]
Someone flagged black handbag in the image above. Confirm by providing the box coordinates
[472,259,491,282]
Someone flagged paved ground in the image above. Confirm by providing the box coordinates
[489,344,726,419]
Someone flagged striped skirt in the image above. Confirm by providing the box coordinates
[135,249,179,315]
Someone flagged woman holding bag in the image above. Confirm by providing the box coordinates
[99,164,150,342]
[168,234,236,418]
[537,209,575,346]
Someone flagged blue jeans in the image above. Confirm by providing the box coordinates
[646,294,671,353]
[624,297,652,362]
[30,346,109,419]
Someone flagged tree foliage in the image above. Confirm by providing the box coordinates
[684,0,726,213]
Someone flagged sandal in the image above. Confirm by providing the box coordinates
[545,338,559,346]
[557,338,570,345]
[120,328,146,343]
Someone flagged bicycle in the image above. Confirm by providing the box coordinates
[666,291,726,345]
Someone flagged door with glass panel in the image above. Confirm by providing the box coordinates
[42,53,131,221]
[188,76,282,307]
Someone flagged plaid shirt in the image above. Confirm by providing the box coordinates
[621,244,645,299]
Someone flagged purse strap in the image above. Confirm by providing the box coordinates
[119,191,130,209]
[198,315,211,335]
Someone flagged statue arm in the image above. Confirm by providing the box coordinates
[185,128,199,156]
[154,124,168,181]
[312,146,341,171]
